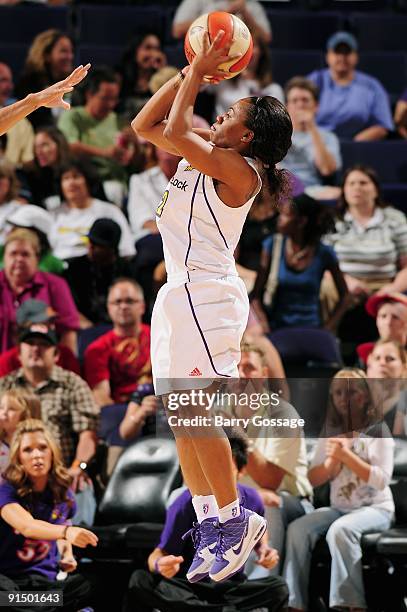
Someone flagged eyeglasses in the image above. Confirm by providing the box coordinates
[108,299,141,306]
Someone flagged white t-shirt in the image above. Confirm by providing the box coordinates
[311,435,395,514]
[0,441,9,485]
[0,201,21,245]
[50,198,135,260]
[128,166,169,241]
[214,78,284,118]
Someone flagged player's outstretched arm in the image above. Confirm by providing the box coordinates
[0,64,90,136]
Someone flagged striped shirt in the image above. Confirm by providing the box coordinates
[323,207,407,279]
[0,366,99,467]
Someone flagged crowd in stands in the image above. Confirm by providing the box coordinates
[0,0,406,610]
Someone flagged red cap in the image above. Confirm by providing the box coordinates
[365,292,407,318]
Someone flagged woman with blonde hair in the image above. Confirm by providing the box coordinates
[283,368,394,612]
[0,390,41,483]
[0,419,97,609]
[0,228,79,352]
[17,29,75,129]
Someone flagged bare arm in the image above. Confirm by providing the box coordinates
[92,380,114,408]
[310,124,337,176]
[246,449,287,490]
[324,262,350,332]
[73,430,98,465]
[354,125,388,142]
[0,65,90,136]
[59,330,77,356]
[394,100,407,138]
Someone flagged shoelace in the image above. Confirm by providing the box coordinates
[182,522,201,548]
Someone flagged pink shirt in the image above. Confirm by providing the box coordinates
[0,270,80,351]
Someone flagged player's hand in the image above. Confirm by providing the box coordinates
[65,526,98,548]
[191,31,239,81]
[59,554,77,573]
[255,544,279,569]
[32,64,91,110]
[156,555,184,578]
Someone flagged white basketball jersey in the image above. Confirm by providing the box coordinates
[156,157,261,281]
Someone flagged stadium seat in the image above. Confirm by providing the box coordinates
[0,44,29,78]
[350,13,407,51]
[358,52,407,101]
[80,437,181,560]
[77,45,123,69]
[0,6,70,44]
[77,6,165,46]
[77,324,112,363]
[340,141,407,184]
[266,11,344,49]
[271,49,324,85]
[382,184,407,214]
[163,43,185,69]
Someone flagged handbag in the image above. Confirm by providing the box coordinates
[263,233,283,308]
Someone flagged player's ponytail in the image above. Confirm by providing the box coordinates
[245,96,293,207]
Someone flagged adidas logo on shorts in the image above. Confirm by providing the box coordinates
[189,367,202,376]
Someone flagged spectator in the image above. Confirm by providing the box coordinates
[172,0,272,44]
[58,67,141,205]
[0,299,80,377]
[117,34,167,120]
[17,30,75,129]
[366,340,407,437]
[128,146,179,304]
[0,389,41,483]
[357,292,407,364]
[0,229,79,353]
[280,77,341,199]
[0,160,21,247]
[323,164,407,344]
[49,159,135,261]
[252,194,348,333]
[63,218,137,327]
[394,87,407,139]
[283,369,395,612]
[19,126,71,210]
[309,32,394,140]
[2,205,65,275]
[124,429,288,612]
[0,419,97,609]
[83,278,151,406]
[0,324,99,525]
[213,36,284,118]
[0,62,34,166]
[231,343,313,575]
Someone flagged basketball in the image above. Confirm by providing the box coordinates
[184,11,253,80]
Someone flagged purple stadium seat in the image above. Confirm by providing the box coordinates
[351,13,407,51]
[340,141,407,184]
[358,52,407,100]
[266,11,343,50]
[0,6,69,43]
[78,45,123,69]
[271,50,324,85]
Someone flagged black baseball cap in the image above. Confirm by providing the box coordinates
[88,218,121,250]
[19,323,58,346]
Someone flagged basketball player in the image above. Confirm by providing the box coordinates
[132,32,292,583]
[0,64,90,136]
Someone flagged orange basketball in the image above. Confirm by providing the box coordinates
[184,11,253,80]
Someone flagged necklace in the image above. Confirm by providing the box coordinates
[286,239,312,262]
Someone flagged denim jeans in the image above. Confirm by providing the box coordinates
[282,505,393,610]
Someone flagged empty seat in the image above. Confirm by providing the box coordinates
[0,6,70,44]
[340,141,407,183]
[271,49,324,85]
[382,183,407,214]
[358,52,407,100]
[351,13,407,51]
[0,44,29,78]
[267,11,343,49]
[77,6,165,46]
[78,45,123,68]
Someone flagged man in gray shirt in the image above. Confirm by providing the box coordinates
[280,76,342,199]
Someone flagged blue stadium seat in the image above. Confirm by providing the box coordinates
[266,11,343,49]
[382,184,407,214]
[271,49,324,85]
[77,6,165,46]
[78,45,123,69]
[163,43,185,69]
[0,44,29,78]
[358,52,407,100]
[0,6,70,43]
[340,141,407,183]
[350,13,407,51]
[77,324,112,363]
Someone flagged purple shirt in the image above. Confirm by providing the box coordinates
[158,484,264,577]
[0,482,76,580]
[308,69,394,138]
[0,270,80,352]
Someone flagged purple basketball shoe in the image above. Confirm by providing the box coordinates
[182,518,218,583]
[209,507,267,582]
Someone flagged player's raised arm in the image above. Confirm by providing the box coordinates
[0,64,90,136]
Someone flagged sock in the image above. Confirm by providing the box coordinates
[218,499,241,523]
[192,494,219,523]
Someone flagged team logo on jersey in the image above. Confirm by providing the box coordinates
[170,177,188,191]
[184,165,194,172]
[203,503,209,514]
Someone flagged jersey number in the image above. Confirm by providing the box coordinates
[156,190,169,218]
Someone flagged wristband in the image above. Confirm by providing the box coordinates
[62,525,70,540]
[154,559,161,574]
